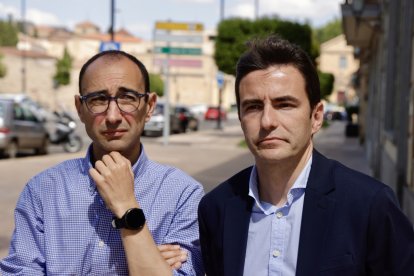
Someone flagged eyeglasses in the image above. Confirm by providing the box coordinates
[79,91,148,114]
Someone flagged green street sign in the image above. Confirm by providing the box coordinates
[154,46,202,56]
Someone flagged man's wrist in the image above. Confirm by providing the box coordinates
[112,208,146,230]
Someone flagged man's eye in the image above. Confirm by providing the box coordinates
[119,93,138,101]
[276,103,294,109]
[245,104,261,111]
[88,95,107,104]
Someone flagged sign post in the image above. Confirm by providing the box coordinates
[216,71,225,130]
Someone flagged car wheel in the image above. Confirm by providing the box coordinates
[36,137,49,155]
[6,141,18,158]
[63,135,83,153]
[188,119,198,131]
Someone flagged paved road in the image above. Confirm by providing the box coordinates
[0,123,253,259]
[0,120,370,260]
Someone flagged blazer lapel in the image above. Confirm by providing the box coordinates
[223,178,253,276]
[296,150,336,276]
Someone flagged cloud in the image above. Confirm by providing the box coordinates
[173,0,213,3]
[26,8,61,26]
[0,4,62,26]
[227,0,341,26]
[0,3,20,20]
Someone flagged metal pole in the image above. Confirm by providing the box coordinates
[255,0,259,20]
[216,0,225,130]
[21,0,27,94]
[110,0,115,41]
[220,0,225,20]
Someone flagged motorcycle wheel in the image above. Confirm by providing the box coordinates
[63,135,83,153]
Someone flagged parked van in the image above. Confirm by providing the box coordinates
[0,98,49,158]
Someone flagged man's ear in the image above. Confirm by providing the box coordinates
[311,102,324,135]
[74,95,85,123]
[144,92,157,123]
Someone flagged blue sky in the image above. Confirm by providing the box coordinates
[0,0,343,40]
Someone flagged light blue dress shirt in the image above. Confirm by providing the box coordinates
[0,145,204,276]
[243,157,312,276]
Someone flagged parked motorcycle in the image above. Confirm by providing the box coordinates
[48,111,83,153]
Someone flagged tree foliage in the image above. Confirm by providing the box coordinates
[149,73,164,97]
[214,17,315,75]
[313,19,342,45]
[318,70,335,100]
[0,53,6,78]
[0,20,18,47]
[53,48,72,87]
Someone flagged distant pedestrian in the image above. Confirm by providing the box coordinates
[1,50,204,275]
[198,35,414,276]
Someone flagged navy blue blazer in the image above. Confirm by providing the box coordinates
[198,150,414,276]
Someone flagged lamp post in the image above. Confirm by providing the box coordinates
[110,0,115,41]
[21,0,27,94]
[216,0,225,130]
[255,0,259,20]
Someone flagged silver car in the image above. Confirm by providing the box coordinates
[0,98,49,158]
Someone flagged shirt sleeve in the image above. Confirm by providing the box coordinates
[163,181,205,276]
[0,180,46,275]
[366,185,414,275]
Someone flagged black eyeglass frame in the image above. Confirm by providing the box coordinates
[79,91,149,114]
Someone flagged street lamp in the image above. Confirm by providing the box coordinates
[21,0,27,94]
[109,0,115,41]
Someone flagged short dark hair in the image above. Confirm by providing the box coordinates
[78,50,150,94]
[235,35,321,114]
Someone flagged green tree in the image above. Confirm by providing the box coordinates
[149,73,164,97]
[214,17,314,75]
[318,70,335,100]
[0,52,6,78]
[0,20,18,47]
[314,19,342,45]
[53,47,72,87]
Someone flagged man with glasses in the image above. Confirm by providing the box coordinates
[1,51,204,275]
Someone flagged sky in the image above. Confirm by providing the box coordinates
[0,0,344,40]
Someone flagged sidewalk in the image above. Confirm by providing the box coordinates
[314,121,372,176]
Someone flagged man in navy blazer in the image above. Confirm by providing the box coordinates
[198,35,414,275]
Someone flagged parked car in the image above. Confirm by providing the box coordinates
[144,103,199,136]
[0,98,49,158]
[204,106,227,121]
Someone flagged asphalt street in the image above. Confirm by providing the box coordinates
[0,120,370,259]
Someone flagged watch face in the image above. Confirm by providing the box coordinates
[125,208,145,229]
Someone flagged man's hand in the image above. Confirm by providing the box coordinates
[158,244,188,270]
[89,151,138,218]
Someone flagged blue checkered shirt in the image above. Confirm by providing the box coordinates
[1,145,205,275]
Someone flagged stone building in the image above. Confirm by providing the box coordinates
[342,0,414,222]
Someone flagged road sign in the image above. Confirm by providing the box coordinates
[99,41,120,52]
[154,33,203,44]
[154,58,203,68]
[217,71,225,89]
[155,21,203,31]
[154,46,202,56]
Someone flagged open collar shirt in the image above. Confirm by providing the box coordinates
[243,156,312,276]
[1,145,205,276]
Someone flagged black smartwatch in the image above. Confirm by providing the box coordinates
[112,208,146,230]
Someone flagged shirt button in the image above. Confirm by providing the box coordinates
[272,250,281,257]
[98,240,105,247]
[276,212,283,218]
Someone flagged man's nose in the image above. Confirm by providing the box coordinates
[261,105,277,130]
[105,100,122,122]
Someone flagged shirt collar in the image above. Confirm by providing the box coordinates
[248,155,312,214]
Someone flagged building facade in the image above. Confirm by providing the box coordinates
[342,0,414,222]
[318,34,359,106]
[0,22,235,114]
